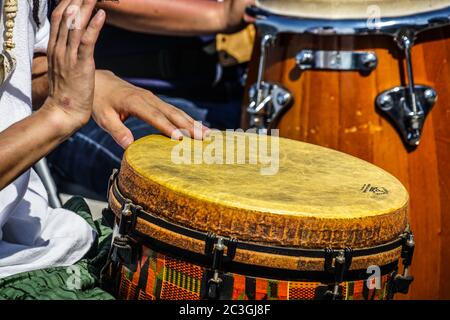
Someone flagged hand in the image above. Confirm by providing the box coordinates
[44,0,105,133]
[93,70,210,149]
[223,0,256,33]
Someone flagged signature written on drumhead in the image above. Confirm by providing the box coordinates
[171,122,280,176]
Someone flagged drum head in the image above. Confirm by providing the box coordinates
[256,0,450,20]
[117,132,408,249]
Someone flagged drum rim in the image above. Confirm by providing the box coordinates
[247,5,450,36]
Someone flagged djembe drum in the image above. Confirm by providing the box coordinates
[241,0,450,299]
[103,132,414,300]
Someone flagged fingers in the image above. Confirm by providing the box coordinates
[98,111,135,149]
[68,0,101,59]
[48,0,71,59]
[54,2,80,61]
[78,9,106,60]
[164,107,207,140]
[66,0,86,56]
[131,102,184,141]
[49,0,104,65]
[139,95,210,140]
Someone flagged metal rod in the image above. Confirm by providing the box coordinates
[402,36,419,116]
[34,158,62,209]
[256,34,273,105]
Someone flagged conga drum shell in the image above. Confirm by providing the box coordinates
[256,0,450,19]
[115,133,408,249]
[242,7,450,299]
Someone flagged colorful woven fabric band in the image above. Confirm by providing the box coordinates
[114,246,392,300]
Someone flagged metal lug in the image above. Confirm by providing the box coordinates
[376,86,437,147]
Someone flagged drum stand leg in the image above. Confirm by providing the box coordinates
[34,158,62,209]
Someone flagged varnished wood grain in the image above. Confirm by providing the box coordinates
[242,26,450,299]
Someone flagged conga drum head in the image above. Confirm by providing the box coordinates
[256,0,450,19]
[107,132,412,300]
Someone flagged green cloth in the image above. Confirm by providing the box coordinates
[0,197,115,300]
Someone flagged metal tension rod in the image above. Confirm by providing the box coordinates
[396,30,421,144]
[256,34,274,107]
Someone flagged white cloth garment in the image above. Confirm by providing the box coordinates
[0,0,95,278]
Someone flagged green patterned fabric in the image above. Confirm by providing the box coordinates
[0,197,115,300]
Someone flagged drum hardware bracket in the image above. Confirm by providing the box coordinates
[296,50,378,73]
[321,248,353,300]
[247,33,293,132]
[376,85,436,147]
[389,233,415,297]
[107,169,119,200]
[205,234,238,300]
[376,29,437,147]
[247,81,293,132]
[109,201,141,272]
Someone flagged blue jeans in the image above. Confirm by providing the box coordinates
[47,96,241,200]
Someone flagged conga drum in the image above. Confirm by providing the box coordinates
[241,0,450,299]
[104,132,414,300]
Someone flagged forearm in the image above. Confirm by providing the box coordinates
[0,105,75,190]
[97,0,228,35]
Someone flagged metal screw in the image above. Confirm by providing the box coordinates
[296,50,314,66]
[249,86,256,99]
[424,89,437,104]
[407,234,415,248]
[276,92,291,106]
[360,52,378,71]
[379,94,394,110]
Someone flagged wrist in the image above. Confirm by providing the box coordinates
[40,99,87,139]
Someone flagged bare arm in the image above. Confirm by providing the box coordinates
[0,0,105,190]
[97,0,254,35]
[0,106,77,189]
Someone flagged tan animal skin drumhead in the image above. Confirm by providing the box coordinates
[116,132,409,249]
[256,0,450,20]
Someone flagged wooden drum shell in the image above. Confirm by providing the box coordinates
[242,28,450,299]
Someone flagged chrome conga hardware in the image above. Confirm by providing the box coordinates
[247,81,293,132]
[296,50,378,72]
[376,30,437,147]
[376,85,437,147]
[246,33,293,132]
